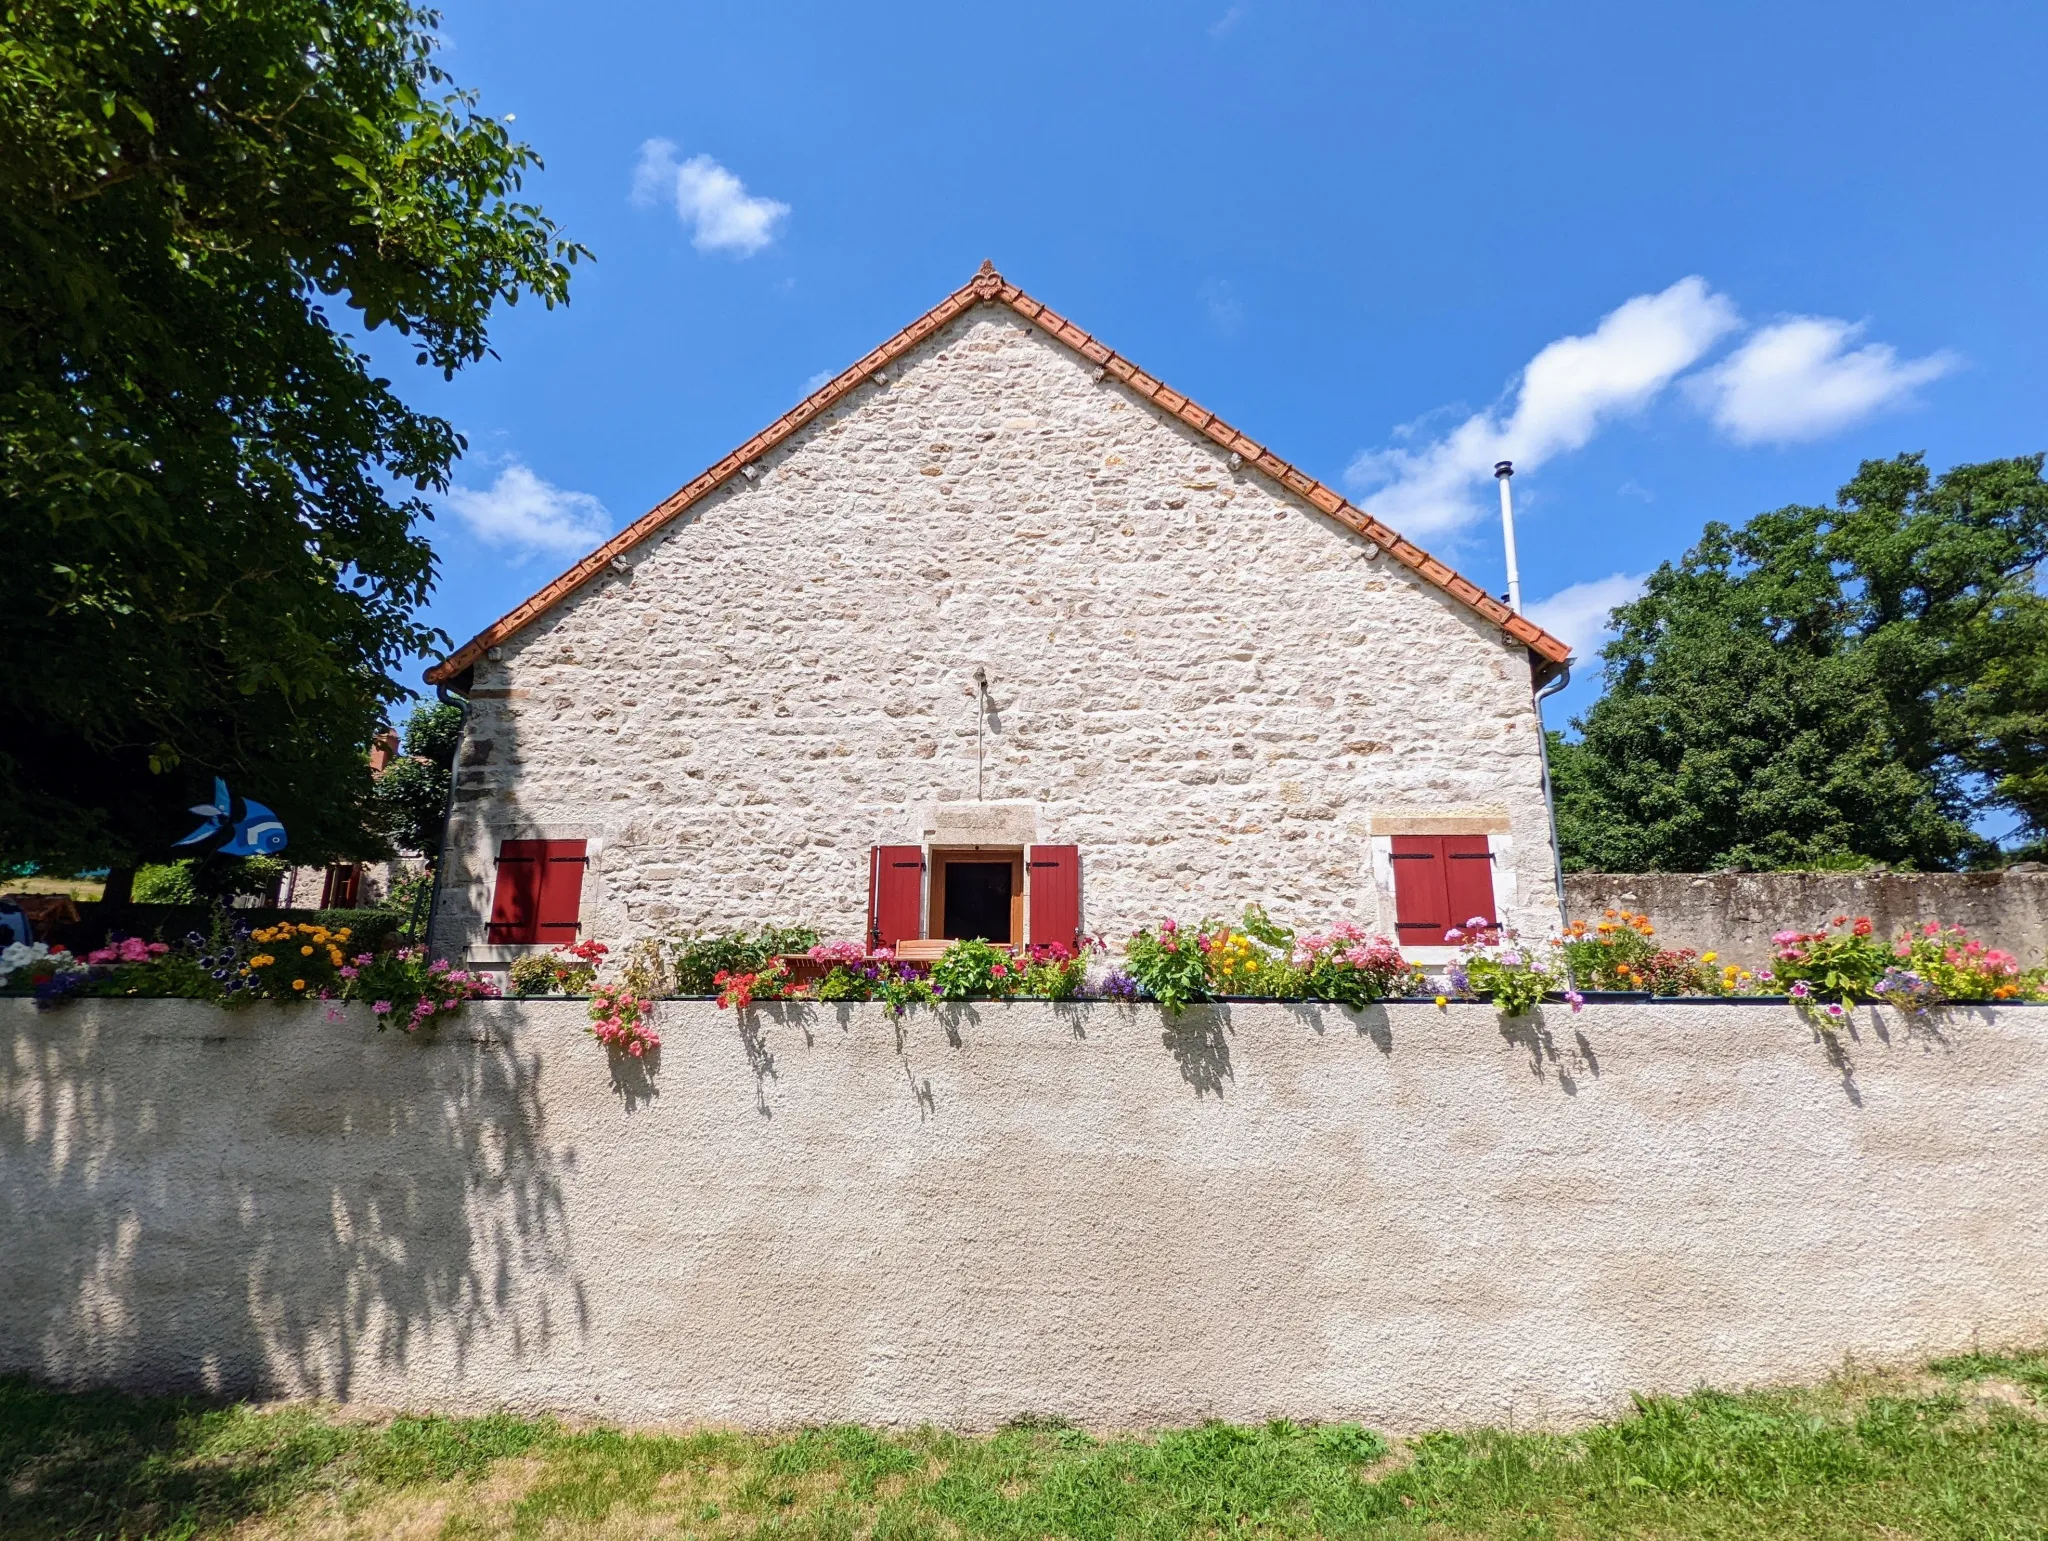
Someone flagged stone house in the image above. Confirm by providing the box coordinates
[424,263,1573,968]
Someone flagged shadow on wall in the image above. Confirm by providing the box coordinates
[0,1011,584,1401]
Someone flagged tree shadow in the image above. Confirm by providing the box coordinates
[1496,1010,1580,1095]
[606,1041,661,1112]
[1161,1004,1233,1099]
[0,1002,583,1405]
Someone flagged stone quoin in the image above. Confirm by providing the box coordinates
[425,263,1574,968]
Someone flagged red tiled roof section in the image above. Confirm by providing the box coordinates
[425,261,1573,686]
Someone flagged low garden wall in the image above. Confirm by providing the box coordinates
[1566,869,2048,965]
[4,996,2046,1433]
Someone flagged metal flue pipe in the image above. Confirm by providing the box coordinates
[1494,460,1522,614]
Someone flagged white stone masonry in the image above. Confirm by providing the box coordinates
[435,309,1557,958]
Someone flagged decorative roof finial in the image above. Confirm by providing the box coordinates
[978,258,995,274]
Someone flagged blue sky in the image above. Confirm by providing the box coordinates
[394,0,2048,729]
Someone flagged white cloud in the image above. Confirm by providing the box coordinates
[1200,277,1243,334]
[445,463,611,558]
[1525,572,1649,660]
[1346,277,1741,537]
[1691,316,1957,445]
[802,368,835,394]
[631,139,789,257]
[1209,6,1245,37]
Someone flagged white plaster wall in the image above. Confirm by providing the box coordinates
[434,308,1555,958]
[6,997,2045,1433]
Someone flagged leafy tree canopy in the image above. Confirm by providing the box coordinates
[1554,453,2048,872]
[0,1,582,872]
[371,698,459,856]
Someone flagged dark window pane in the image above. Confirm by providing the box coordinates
[942,862,1012,942]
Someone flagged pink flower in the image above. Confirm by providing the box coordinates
[991,963,1007,977]
[1789,981,1811,999]
[339,966,358,980]
[1771,930,1801,945]
[87,947,117,965]
[372,1000,393,1015]
[1465,916,1489,929]
[1443,928,1464,944]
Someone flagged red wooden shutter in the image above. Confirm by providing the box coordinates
[1390,835,1450,946]
[1441,835,1498,934]
[487,840,546,943]
[535,840,589,942]
[868,845,925,949]
[1026,845,1081,949]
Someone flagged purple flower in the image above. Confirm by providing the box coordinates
[1789,981,1811,1000]
[1566,990,1585,1014]
[1500,951,1523,968]
[1824,1002,1846,1019]
[1465,915,1489,929]
[371,1000,393,1015]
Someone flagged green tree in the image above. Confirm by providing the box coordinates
[1555,453,2048,872]
[371,699,461,857]
[0,1,582,880]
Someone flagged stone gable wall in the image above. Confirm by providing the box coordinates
[434,309,1556,957]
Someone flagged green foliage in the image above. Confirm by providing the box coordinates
[8,1357,2048,1540]
[930,937,1016,1000]
[668,926,821,995]
[371,756,451,858]
[1556,453,2048,872]
[125,855,284,904]
[380,866,434,933]
[372,699,463,857]
[814,964,877,1002]
[1770,918,1895,1008]
[1018,947,1090,1000]
[507,953,558,998]
[401,700,466,766]
[1123,922,1212,1014]
[1460,952,1557,1017]
[0,2,583,871]
[129,860,198,904]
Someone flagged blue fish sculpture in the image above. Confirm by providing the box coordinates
[174,778,289,857]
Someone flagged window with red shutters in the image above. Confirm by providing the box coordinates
[1391,835,1497,945]
[1440,835,1498,936]
[867,845,925,948]
[535,841,588,942]
[1026,845,1080,949]
[487,839,586,944]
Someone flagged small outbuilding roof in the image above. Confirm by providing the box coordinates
[427,262,1573,687]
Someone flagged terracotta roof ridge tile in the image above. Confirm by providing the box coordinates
[425,264,1572,685]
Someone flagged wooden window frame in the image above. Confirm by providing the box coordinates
[926,846,1025,945]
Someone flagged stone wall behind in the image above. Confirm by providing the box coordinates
[1567,870,2048,964]
[434,307,1556,959]
[6,997,2045,1433]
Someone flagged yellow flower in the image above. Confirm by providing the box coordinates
[1434,995,1448,1008]
[249,954,275,968]
[328,949,344,966]
[336,929,352,941]
[1702,951,1718,964]
[291,979,306,990]
[300,945,314,957]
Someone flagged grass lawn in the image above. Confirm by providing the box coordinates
[3,1352,2046,1540]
